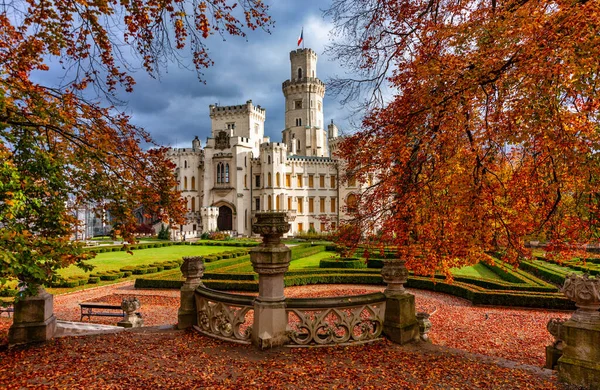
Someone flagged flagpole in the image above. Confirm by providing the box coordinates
[302,27,304,49]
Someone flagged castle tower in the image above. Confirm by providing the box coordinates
[282,48,327,157]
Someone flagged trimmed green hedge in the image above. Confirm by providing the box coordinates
[319,257,364,269]
[519,260,566,286]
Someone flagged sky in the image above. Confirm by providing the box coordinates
[109,0,362,149]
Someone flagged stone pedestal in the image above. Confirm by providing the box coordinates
[558,321,600,389]
[8,287,57,346]
[381,259,419,344]
[178,256,205,329]
[250,212,291,349]
[554,273,600,389]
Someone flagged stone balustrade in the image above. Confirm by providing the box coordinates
[286,293,386,346]
[194,285,254,344]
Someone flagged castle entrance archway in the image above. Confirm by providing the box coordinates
[217,205,233,231]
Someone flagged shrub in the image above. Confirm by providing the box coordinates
[158,224,170,240]
[319,257,364,269]
[132,267,148,275]
[99,273,121,281]
[145,267,159,274]
[122,271,133,277]
[0,288,17,297]
[87,277,100,284]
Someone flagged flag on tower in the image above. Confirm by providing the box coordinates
[297,28,303,47]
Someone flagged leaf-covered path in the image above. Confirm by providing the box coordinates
[0,283,573,388]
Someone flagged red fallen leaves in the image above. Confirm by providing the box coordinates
[0,282,571,388]
[0,330,562,389]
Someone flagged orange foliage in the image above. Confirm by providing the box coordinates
[330,0,600,275]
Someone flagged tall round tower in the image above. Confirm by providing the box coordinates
[282,48,327,157]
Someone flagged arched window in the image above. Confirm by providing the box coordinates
[276,173,281,187]
[191,176,196,190]
[216,163,222,184]
[347,194,358,213]
[268,172,272,187]
[184,160,187,168]
[184,176,188,190]
[268,195,272,211]
[191,197,196,212]
[276,195,281,211]
[298,68,303,79]
[268,155,271,164]
[225,164,230,183]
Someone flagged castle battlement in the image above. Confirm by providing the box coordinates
[290,48,317,59]
[209,100,266,119]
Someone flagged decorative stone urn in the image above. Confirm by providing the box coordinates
[561,273,600,324]
[178,256,205,329]
[545,318,566,369]
[381,259,409,295]
[118,297,143,328]
[250,212,291,348]
[416,312,432,342]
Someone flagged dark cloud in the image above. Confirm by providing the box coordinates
[36,1,362,149]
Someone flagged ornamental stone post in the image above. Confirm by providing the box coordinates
[178,256,205,329]
[8,286,57,346]
[250,212,291,348]
[553,273,600,389]
[381,259,419,344]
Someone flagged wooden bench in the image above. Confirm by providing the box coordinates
[79,303,142,321]
[0,305,14,318]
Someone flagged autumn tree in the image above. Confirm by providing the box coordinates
[0,0,271,297]
[326,0,600,275]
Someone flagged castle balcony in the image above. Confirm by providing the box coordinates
[211,182,234,197]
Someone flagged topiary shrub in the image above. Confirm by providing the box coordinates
[319,257,364,269]
[145,267,158,274]
[87,277,100,284]
[132,268,148,275]
[122,271,133,277]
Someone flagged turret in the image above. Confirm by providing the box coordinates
[281,48,327,157]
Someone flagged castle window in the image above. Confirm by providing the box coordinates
[320,197,326,212]
[309,198,314,213]
[297,197,304,213]
[276,173,281,187]
[268,155,271,164]
[225,164,230,183]
[191,197,196,212]
[308,174,314,188]
[330,175,336,189]
[319,175,325,188]
[193,224,197,231]
[184,160,187,168]
[268,172,272,187]
[348,174,356,187]
[191,176,196,190]
[276,195,281,211]
[295,118,302,126]
[297,139,301,150]
[331,197,336,213]
[295,100,302,110]
[288,197,292,210]
[285,174,291,188]
[184,176,188,190]
[298,222,304,232]
[216,163,222,183]
[346,194,358,213]
[297,175,302,188]
[244,174,247,188]
[255,175,261,188]
[227,122,235,130]
[268,195,272,211]
[255,197,260,211]
[298,68,303,79]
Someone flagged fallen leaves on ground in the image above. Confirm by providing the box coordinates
[0,282,572,388]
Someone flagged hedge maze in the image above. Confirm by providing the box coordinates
[131,243,597,310]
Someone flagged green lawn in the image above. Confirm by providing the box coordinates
[451,263,503,280]
[289,251,339,269]
[532,259,582,275]
[58,245,241,278]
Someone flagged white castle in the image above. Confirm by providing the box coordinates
[167,48,358,237]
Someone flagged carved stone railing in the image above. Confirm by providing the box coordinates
[285,292,386,346]
[194,285,254,344]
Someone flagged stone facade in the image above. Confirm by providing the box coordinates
[167,48,358,237]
